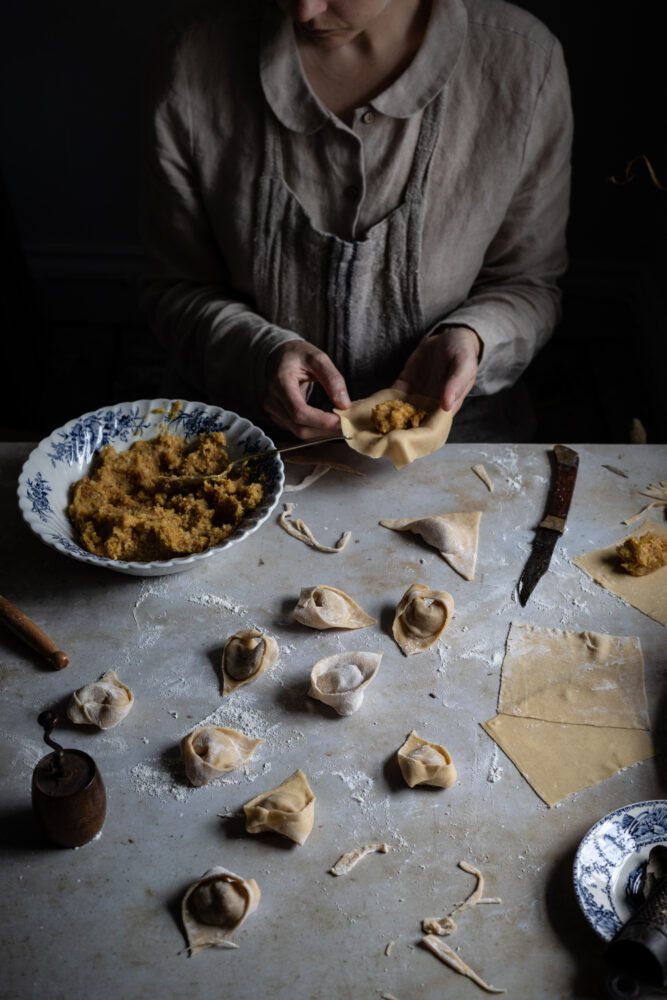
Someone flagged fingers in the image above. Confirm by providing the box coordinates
[263,341,348,440]
[441,350,479,414]
[308,352,351,410]
[392,327,480,416]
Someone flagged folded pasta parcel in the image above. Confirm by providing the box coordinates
[243,769,315,845]
[397,731,457,788]
[334,389,452,470]
[181,866,260,955]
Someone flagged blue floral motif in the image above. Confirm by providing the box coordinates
[626,806,667,840]
[20,399,284,576]
[574,801,667,941]
[50,534,109,563]
[27,472,53,523]
[47,408,151,467]
[169,407,230,438]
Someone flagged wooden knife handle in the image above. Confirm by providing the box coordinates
[538,445,579,533]
[0,595,69,670]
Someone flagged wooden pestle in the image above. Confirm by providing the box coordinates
[0,595,69,670]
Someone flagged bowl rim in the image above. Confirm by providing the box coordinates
[572,797,667,940]
[17,398,284,574]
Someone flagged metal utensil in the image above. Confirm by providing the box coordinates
[605,865,667,998]
[517,444,579,605]
[157,434,347,491]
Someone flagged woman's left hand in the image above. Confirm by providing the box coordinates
[392,326,482,415]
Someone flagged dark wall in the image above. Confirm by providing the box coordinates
[1,1,665,440]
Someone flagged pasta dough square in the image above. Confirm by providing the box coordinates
[497,623,650,730]
[481,715,656,807]
[573,520,667,626]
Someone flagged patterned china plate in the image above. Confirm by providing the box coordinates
[18,399,284,577]
[573,799,667,941]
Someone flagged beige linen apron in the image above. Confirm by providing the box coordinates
[253,96,443,402]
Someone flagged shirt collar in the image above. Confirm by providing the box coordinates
[260,0,468,133]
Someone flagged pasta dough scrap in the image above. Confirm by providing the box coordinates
[279,502,351,553]
[283,465,330,493]
[573,520,667,625]
[309,651,382,715]
[481,714,656,807]
[472,463,494,491]
[497,623,650,730]
[181,866,260,956]
[397,731,457,788]
[293,585,376,630]
[421,936,506,994]
[329,842,389,876]
[422,861,501,937]
[380,512,482,581]
[623,482,667,524]
[243,769,315,845]
[392,583,454,655]
[181,726,264,787]
[334,389,452,470]
[221,628,278,695]
[67,669,134,729]
[422,915,457,936]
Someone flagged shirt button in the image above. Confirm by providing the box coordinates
[361,110,375,124]
[344,184,360,201]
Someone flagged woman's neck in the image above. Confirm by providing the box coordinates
[297,1,431,124]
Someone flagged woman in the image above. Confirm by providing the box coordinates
[141,0,572,441]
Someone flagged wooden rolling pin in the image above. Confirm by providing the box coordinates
[0,595,69,670]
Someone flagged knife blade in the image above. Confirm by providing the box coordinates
[517,445,579,606]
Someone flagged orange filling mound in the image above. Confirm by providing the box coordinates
[68,432,263,562]
[372,400,427,434]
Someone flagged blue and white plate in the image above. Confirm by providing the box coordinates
[574,800,667,941]
[18,399,284,577]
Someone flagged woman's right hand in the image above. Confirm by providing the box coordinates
[263,340,351,440]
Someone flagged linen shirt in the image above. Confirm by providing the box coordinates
[141,0,572,420]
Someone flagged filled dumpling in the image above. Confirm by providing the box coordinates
[309,651,382,715]
[397,731,457,788]
[221,628,278,694]
[393,584,454,656]
[181,726,264,787]
[380,512,482,581]
[243,769,315,845]
[334,389,452,469]
[181,866,260,955]
[293,585,376,630]
[67,669,134,729]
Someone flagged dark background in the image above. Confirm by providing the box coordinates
[1,0,665,442]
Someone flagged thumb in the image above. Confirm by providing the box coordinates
[309,352,351,409]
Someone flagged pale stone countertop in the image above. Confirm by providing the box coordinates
[1,441,666,1000]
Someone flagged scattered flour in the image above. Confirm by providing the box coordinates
[128,694,303,804]
[188,592,246,615]
[487,748,503,783]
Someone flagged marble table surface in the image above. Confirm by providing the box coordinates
[1,440,666,1000]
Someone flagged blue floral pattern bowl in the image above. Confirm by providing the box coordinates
[18,399,284,577]
[573,800,667,941]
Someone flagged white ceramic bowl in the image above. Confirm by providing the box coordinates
[18,399,284,576]
[573,799,667,940]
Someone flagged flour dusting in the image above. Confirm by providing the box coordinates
[188,592,246,615]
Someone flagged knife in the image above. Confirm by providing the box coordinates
[517,445,579,606]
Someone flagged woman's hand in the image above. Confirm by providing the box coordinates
[263,340,351,439]
[392,326,482,415]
